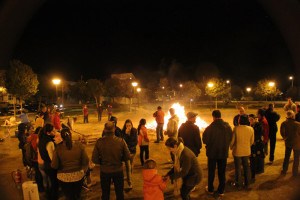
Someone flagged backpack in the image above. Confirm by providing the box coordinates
[24,142,38,167]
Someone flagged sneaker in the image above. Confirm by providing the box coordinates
[154,141,159,143]
[217,192,225,197]
[205,186,213,195]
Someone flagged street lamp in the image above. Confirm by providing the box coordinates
[268,82,275,87]
[246,87,252,92]
[226,80,230,84]
[52,79,61,102]
[179,84,183,88]
[289,76,294,88]
[137,88,141,107]
[162,86,165,89]
[131,82,138,112]
[208,83,214,88]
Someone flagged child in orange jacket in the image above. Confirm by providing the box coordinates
[143,159,167,200]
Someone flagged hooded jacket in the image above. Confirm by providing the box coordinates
[143,169,166,200]
[166,114,179,138]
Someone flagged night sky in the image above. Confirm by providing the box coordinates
[4,0,295,89]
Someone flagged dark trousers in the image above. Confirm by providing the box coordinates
[45,168,58,200]
[140,145,149,165]
[32,162,44,191]
[98,112,102,121]
[21,148,27,166]
[269,131,277,162]
[283,146,293,173]
[250,156,259,179]
[84,115,88,123]
[293,150,300,176]
[100,171,124,200]
[60,179,83,200]
[234,156,250,186]
[156,123,164,142]
[208,158,227,194]
[180,183,195,200]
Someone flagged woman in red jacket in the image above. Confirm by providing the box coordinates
[138,119,150,166]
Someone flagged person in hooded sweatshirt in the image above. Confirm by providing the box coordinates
[102,116,122,137]
[143,159,167,200]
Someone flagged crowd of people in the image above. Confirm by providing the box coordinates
[15,99,300,200]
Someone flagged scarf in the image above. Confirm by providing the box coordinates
[173,142,184,198]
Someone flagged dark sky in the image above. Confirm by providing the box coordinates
[9,0,294,89]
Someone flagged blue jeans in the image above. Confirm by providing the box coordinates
[234,156,250,186]
[156,123,164,142]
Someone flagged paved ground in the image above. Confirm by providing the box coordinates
[0,104,300,200]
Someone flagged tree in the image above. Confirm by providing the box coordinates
[181,81,202,108]
[5,60,39,115]
[87,79,104,105]
[205,78,230,109]
[286,86,298,100]
[104,78,122,102]
[70,80,89,103]
[255,79,281,101]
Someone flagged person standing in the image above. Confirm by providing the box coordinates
[265,104,281,164]
[35,113,44,129]
[230,115,254,189]
[284,98,297,113]
[121,119,138,189]
[257,109,269,153]
[102,116,122,137]
[203,110,233,196]
[51,108,61,131]
[92,122,130,200]
[153,106,165,143]
[295,104,300,122]
[233,107,249,127]
[38,124,58,200]
[107,105,113,121]
[18,110,30,125]
[164,137,202,200]
[97,103,103,122]
[280,110,300,176]
[165,108,179,162]
[83,104,88,123]
[51,128,89,200]
[248,114,265,181]
[178,112,202,157]
[40,105,50,124]
[138,119,150,166]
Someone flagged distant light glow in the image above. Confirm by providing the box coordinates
[132,82,138,87]
[162,86,165,89]
[226,80,230,84]
[289,76,293,80]
[52,79,61,85]
[208,83,214,88]
[179,84,183,88]
[246,87,251,92]
[137,88,141,92]
[268,82,275,87]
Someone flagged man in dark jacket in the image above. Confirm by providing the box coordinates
[280,110,300,175]
[92,122,131,200]
[178,112,202,157]
[233,107,249,127]
[265,104,280,164]
[203,110,233,196]
[97,103,103,122]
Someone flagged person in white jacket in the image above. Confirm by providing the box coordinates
[230,114,254,189]
[165,108,180,162]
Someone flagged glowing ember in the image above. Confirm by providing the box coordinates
[146,103,208,131]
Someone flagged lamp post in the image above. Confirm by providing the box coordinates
[52,79,61,103]
[246,87,252,93]
[131,82,138,112]
[208,82,217,109]
[289,76,294,88]
[137,88,141,107]
[268,82,275,101]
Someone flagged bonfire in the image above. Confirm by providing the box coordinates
[146,103,208,131]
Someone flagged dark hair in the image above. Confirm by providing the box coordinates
[40,124,54,139]
[122,119,133,133]
[212,110,221,118]
[34,127,42,135]
[268,104,274,109]
[249,114,256,118]
[239,114,249,125]
[257,108,265,117]
[165,137,183,148]
[137,119,146,135]
[61,128,72,150]
[157,106,162,110]
[144,159,156,169]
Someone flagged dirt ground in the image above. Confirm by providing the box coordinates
[0,103,300,200]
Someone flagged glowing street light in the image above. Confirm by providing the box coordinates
[246,87,252,92]
[226,80,230,84]
[179,84,183,88]
[137,88,141,92]
[268,82,275,87]
[132,82,138,87]
[208,83,214,88]
[52,79,61,101]
[162,86,165,89]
